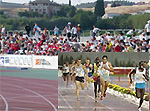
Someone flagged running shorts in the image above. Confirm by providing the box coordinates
[75,76,84,83]
[88,72,92,77]
[135,83,146,89]
[63,73,69,77]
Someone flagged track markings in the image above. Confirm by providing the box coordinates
[0,94,8,111]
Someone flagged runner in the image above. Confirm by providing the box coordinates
[62,61,70,88]
[69,60,76,84]
[92,61,101,102]
[100,55,114,100]
[72,58,88,101]
[84,58,92,90]
[129,61,149,111]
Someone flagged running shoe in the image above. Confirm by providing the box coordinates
[77,97,80,101]
[95,98,98,102]
[138,107,142,111]
[103,93,106,97]
[100,96,103,100]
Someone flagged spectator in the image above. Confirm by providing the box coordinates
[145,20,150,36]
[126,43,134,52]
[33,23,41,41]
[63,26,67,36]
[77,24,82,42]
[1,25,5,35]
[25,24,31,37]
[126,29,135,38]
[71,26,77,41]
[67,22,72,41]
[54,26,59,36]
[92,25,100,39]
[114,43,122,52]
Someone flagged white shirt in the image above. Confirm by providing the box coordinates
[64,65,69,73]
[127,30,133,35]
[135,68,146,83]
[75,64,84,77]
[90,44,95,51]
[23,34,28,38]
[1,27,5,33]
[93,28,99,33]
[139,34,146,41]
[106,35,111,41]
[145,23,150,32]
[67,26,71,33]
[100,62,110,76]
[72,27,77,34]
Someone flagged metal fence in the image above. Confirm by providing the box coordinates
[5,29,143,37]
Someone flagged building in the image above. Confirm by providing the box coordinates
[102,13,121,19]
[29,0,61,18]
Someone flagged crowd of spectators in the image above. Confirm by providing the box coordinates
[0,20,150,56]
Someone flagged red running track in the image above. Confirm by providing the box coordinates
[0,76,58,111]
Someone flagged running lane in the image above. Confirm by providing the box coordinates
[0,76,58,111]
[58,77,149,111]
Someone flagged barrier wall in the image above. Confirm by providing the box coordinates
[0,55,58,69]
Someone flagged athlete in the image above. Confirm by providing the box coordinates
[62,61,70,88]
[69,60,76,84]
[92,61,101,102]
[84,58,93,89]
[100,55,114,100]
[72,59,88,101]
[129,61,149,111]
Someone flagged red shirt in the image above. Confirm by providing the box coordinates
[114,45,122,52]
[14,43,19,51]
[37,41,42,47]
[10,43,15,50]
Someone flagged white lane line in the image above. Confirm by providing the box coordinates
[5,83,57,111]
[1,77,57,89]
[58,92,74,111]
[82,91,114,111]
[0,94,8,111]
[6,98,57,105]
[66,82,114,111]
[8,94,57,99]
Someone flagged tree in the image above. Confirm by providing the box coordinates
[112,2,117,7]
[94,0,105,17]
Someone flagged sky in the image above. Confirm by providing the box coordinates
[2,0,141,5]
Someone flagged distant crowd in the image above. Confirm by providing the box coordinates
[0,20,150,55]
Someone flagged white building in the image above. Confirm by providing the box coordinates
[102,13,121,19]
[29,0,61,17]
